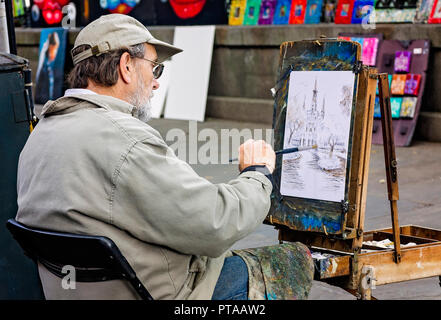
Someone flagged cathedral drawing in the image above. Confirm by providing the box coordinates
[294,78,325,147]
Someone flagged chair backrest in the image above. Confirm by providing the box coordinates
[6,219,153,300]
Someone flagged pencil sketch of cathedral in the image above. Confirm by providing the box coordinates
[299,79,325,147]
[281,70,355,203]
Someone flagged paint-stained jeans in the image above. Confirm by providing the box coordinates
[211,255,248,300]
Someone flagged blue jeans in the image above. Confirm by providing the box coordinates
[211,255,248,300]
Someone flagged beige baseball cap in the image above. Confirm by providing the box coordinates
[72,14,182,65]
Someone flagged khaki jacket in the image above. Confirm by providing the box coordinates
[16,94,273,300]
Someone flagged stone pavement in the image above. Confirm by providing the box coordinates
[148,117,441,300]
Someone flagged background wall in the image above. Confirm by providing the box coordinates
[15,24,441,141]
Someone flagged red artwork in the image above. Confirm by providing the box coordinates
[428,0,441,23]
[169,0,207,19]
[335,0,354,24]
[33,0,70,24]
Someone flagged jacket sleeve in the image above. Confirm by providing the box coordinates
[110,135,273,258]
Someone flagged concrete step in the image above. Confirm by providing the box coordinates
[206,95,273,125]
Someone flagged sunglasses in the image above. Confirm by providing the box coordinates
[137,56,164,79]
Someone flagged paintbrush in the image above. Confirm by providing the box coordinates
[229,145,317,163]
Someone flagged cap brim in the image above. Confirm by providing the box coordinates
[148,38,183,63]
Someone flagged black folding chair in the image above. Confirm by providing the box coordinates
[6,219,153,300]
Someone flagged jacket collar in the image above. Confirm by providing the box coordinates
[41,93,136,117]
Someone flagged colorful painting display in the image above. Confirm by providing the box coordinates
[34,28,67,104]
[258,0,277,24]
[351,0,374,24]
[243,0,262,24]
[335,0,354,23]
[289,0,307,23]
[273,0,292,24]
[428,0,441,23]
[304,0,324,23]
[281,70,356,203]
[394,51,412,73]
[229,0,247,25]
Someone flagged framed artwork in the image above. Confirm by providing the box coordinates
[268,39,376,241]
[258,0,277,24]
[289,0,307,23]
[34,28,67,104]
[414,0,435,23]
[228,0,247,25]
[428,0,441,23]
[273,0,292,24]
[243,0,262,25]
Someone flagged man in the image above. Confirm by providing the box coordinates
[16,14,313,300]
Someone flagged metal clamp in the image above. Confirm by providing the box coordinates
[352,60,363,74]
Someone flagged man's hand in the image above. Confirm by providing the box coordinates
[238,139,276,173]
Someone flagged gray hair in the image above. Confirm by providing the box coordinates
[67,43,146,88]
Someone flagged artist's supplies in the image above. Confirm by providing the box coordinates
[229,145,317,163]
[258,0,277,24]
[304,0,324,23]
[400,97,418,118]
[404,74,421,96]
[335,0,355,23]
[273,0,292,24]
[228,0,247,25]
[390,74,407,95]
[244,0,262,25]
[290,0,308,23]
[390,97,403,118]
[394,51,412,73]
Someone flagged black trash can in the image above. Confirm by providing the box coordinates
[0,53,44,299]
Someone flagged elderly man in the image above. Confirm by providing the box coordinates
[16,14,313,300]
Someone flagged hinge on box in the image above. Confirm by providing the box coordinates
[352,60,363,74]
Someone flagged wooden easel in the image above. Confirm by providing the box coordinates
[276,70,441,300]
[377,73,401,265]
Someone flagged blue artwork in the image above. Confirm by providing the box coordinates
[351,0,374,24]
[273,0,292,24]
[34,27,67,104]
[304,0,324,23]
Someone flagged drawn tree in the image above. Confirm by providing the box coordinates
[288,119,302,145]
[339,85,352,117]
[328,134,337,157]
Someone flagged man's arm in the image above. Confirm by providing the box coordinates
[110,138,274,258]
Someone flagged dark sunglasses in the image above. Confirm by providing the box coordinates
[137,57,164,79]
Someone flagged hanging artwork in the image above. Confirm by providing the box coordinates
[280,70,355,203]
[34,28,67,104]
[99,0,141,14]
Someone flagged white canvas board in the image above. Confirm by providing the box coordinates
[280,70,356,203]
[163,25,215,122]
[150,60,172,118]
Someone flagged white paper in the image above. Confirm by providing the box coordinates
[280,71,356,203]
[163,26,215,122]
[150,60,172,118]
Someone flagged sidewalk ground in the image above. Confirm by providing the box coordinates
[149,117,441,300]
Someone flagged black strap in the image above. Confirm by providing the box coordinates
[240,165,274,189]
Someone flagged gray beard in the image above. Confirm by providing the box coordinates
[130,79,153,123]
[135,99,153,123]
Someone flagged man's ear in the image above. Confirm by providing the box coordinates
[119,52,134,84]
